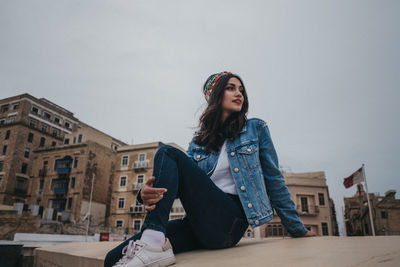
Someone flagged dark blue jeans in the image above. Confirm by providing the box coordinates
[104,145,248,267]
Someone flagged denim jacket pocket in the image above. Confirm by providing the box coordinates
[237,143,259,170]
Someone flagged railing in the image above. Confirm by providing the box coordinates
[133,160,149,169]
[56,167,71,175]
[296,205,320,216]
[129,205,145,214]
[53,187,68,194]
[131,183,143,192]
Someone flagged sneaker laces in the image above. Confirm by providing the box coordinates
[114,240,144,266]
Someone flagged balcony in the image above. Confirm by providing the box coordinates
[131,183,143,192]
[52,178,69,195]
[129,205,144,214]
[133,160,149,170]
[296,205,320,216]
[56,167,71,175]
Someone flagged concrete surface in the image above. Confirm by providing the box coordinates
[34,236,400,267]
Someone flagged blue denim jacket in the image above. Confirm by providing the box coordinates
[187,118,308,237]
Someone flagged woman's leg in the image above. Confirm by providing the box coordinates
[146,145,248,249]
[105,145,247,266]
[104,218,202,266]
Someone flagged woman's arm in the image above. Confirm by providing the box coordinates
[258,120,309,237]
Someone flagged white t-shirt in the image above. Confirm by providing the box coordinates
[210,140,238,195]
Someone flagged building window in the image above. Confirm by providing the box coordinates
[24,148,30,158]
[73,157,78,168]
[381,211,388,219]
[39,179,44,189]
[64,122,70,129]
[12,103,19,110]
[21,163,28,174]
[41,124,47,132]
[67,198,73,209]
[73,137,76,144]
[29,120,36,128]
[321,222,329,236]
[28,133,34,143]
[120,176,127,187]
[266,224,287,237]
[51,141,56,147]
[44,112,51,120]
[118,198,125,209]
[2,145,7,155]
[32,106,39,114]
[0,118,5,125]
[301,197,309,212]
[64,138,70,145]
[1,105,9,112]
[116,220,123,227]
[78,134,82,143]
[318,193,325,206]
[54,117,60,124]
[137,175,144,184]
[122,156,128,166]
[5,130,10,140]
[0,161,3,171]
[139,153,146,161]
[52,129,58,137]
[8,117,15,124]
[39,137,46,147]
[133,220,141,231]
[70,177,75,188]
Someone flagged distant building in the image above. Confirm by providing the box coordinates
[254,171,338,238]
[344,184,400,236]
[0,93,125,225]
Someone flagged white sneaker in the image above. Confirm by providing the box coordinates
[113,238,175,267]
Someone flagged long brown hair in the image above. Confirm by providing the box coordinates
[194,73,248,151]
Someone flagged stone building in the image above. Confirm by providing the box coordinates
[344,184,400,236]
[0,94,80,205]
[26,140,118,225]
[0,93,125,223]
[109,142,185,235]
[253,171,338,237]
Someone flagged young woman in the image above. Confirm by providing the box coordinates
[105,72,316,267]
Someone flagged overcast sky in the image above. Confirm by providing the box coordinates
[1,0,399,235]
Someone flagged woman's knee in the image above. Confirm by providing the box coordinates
[155,145,183,159]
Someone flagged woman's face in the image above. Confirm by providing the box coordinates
[221,77,244,121]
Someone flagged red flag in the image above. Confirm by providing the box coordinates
[343,166,365,189]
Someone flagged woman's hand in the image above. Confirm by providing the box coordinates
[304,230,317,237]
[140,176,167,212]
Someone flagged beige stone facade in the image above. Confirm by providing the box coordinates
[255,171,338,237]
[344,184,400,236]
[26,141,117,225]
[0,94,79,205]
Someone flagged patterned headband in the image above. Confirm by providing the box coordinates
[203,71,231,99]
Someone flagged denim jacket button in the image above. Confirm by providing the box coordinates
[247,203,253,208]
[234,168,239,173]
[230,152,235,156]
[255,220,259,225]
[240,185,246,191]
[247,148,251,152]
[196,155,200,159]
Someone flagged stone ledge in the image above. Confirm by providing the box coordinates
[34,236,400,267]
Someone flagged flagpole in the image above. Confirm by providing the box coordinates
[342,206,347,236]
[362,164,375,236]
